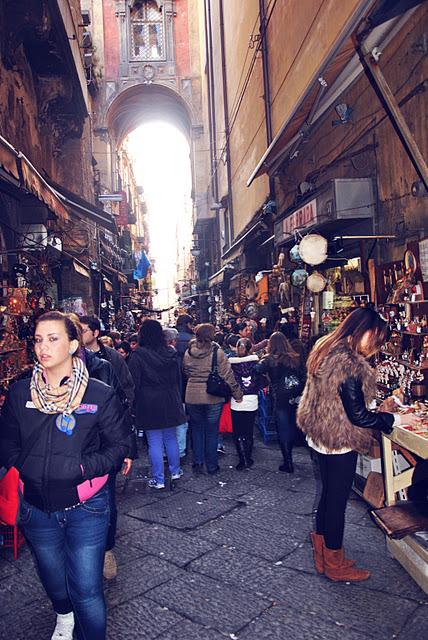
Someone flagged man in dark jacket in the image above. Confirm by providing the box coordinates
[80,316,135,408]
[175,314,193,363]
[80,316,136,579]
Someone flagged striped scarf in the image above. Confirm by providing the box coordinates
[30,356,89,415]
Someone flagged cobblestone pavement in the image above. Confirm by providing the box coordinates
[1,436,428,639]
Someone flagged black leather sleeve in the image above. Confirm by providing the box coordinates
[339,376,394,434]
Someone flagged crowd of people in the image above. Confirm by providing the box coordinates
[0,307,422,640]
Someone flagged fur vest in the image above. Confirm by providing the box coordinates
[297,341,377,453]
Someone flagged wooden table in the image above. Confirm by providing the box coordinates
[381,428,428,593]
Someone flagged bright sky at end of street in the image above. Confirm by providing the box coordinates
[126,122,192,318]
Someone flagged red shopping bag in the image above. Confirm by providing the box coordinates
[219,401,233,434]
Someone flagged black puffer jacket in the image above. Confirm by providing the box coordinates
[127,345,186,429]
[85,350,137,461]
[0,378,131,512]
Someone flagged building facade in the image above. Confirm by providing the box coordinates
[198,0,428,328]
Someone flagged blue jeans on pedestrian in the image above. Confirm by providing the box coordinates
[275,404,298,447]
[187,403,223,473]
[146,427,181,483]
[20,488,109,640]
[176,422,189,457]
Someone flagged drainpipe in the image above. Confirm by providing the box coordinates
[219,0,234,240]
[259,0,275,200]
[203,0,218,202]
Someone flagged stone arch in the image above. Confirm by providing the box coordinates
[105,82,194,147]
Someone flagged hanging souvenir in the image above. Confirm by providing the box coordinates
[245,276,257,301]
[289,244,303,264]
[291,269,308,287]
[244,302,259,319]
[298,233,328,266]
[306,271,327,293]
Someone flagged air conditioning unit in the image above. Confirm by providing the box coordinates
[18,224,47,250]
[81,10,91,26]
[82,31,92,49]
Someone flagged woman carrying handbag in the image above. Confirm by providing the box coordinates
[183,324,243,474]
[0,311,131,640]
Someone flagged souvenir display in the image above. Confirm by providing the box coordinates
[289,244,303,264]
[298,233,328,266]
[291,268,308,287]
[306,271,327,293]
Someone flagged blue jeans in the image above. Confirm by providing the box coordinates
[275,404,298,447]
[176,422,189,457]
[187,403,223,473]
[146,427,181,483]
[20,488,109,640]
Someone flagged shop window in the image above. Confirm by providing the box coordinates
[130,1,164,61]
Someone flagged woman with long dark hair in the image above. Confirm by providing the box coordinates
[0,311,131,640]
[127,319,185,488]
[183,324,243,474]
[297,307,421,582]
[256,332,305,473]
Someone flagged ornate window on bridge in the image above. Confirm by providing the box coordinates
[130,1,165,61]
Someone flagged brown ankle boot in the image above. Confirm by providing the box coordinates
[324,547,371,582]
[310,533,356,574]
[310,532,325,574]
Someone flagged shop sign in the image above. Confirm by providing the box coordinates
[283,199,317,236]
[116,191,129,226]
[275,198,317,244]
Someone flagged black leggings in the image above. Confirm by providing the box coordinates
[231,410,257,439]
[315,450,358,550]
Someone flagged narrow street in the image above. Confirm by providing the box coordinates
[1,438,427,639]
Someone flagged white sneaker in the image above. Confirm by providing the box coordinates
[171,469,183,480]
[148,478,165,489]
[51,612,74,640]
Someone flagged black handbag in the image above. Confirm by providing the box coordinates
[206,345,231,399]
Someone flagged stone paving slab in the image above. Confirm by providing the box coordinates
[104,555,183,608]
[189,545,289,594]
[145,571,272,634]
[158,618,230,640]
[127,492,243,530]
[121,521,218,567]
[191,512,303,560]
[396,603,428,639]
[0,556,19,582]
[0,597,55,639]
[218,502,312,539]
[250,565,420,639]
[0,565,45,614]
[111,535,148,568]
[238,603,370,640]
[107,597,183,639]
[115,512,153,537]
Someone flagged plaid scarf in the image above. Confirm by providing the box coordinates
[30,356,89,415]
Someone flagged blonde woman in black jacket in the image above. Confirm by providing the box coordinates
[0,311,130,640]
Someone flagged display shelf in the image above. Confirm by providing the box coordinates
[379,430,428,593]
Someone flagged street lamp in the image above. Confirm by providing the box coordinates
[191,243,201,258]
